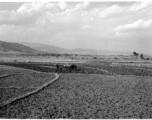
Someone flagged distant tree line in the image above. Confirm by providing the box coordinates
[133,51,144,59]
[17,53,71,57]
[16,53,91,57]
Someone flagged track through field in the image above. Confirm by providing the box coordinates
[0,72,59,107]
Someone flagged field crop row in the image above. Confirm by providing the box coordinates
[0,63,56,73]
[1,62,151,76]
[0,72,55,105]
[0,63,109,75]
[1,74,152,118]
[0,73,55,88]
[81,63,152,76]
[0,88,35,104]
[0,65,33,76]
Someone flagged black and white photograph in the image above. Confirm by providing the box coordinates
[0,0,152,119]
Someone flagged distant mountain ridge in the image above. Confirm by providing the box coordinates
[0,41,37,54]
[0,40,131,55]
[20,42,131,55]
[20,42,71,54]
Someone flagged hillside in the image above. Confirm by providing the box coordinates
[20,42,131,55]
[0,41,37,54]
[20,42,71,54]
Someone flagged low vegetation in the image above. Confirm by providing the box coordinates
[1,60,152,118]
[0,73,55,88]
[1,73,152,118]
[0,68,55,106]
[0,63,110,75]
[0,65,32,76]
[81,62,152,76]
[0,87,35,104]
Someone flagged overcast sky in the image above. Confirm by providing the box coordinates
[0,1,152,54]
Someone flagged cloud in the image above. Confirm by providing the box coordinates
[0,2,152,54]
[115,19,152,32]
[0,2,151,26]
[58,1,68,10]
[99,5,124,18]
[99,1,152,19]
[81,24,91,29]
[0,2,56,25]
[0,2,90,26]
[82,1,90,9]
[129,1,152,11]
[73,1,90,11]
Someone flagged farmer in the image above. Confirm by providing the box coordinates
[56,64,59,72]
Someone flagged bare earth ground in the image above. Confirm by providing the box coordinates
[1,73,152,118]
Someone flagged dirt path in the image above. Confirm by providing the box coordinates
[0,75,10,79]
[0,73,59,107]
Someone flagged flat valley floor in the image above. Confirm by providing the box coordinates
[0,60,152,119]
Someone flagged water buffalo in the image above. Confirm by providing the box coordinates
[64,64,77,71]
